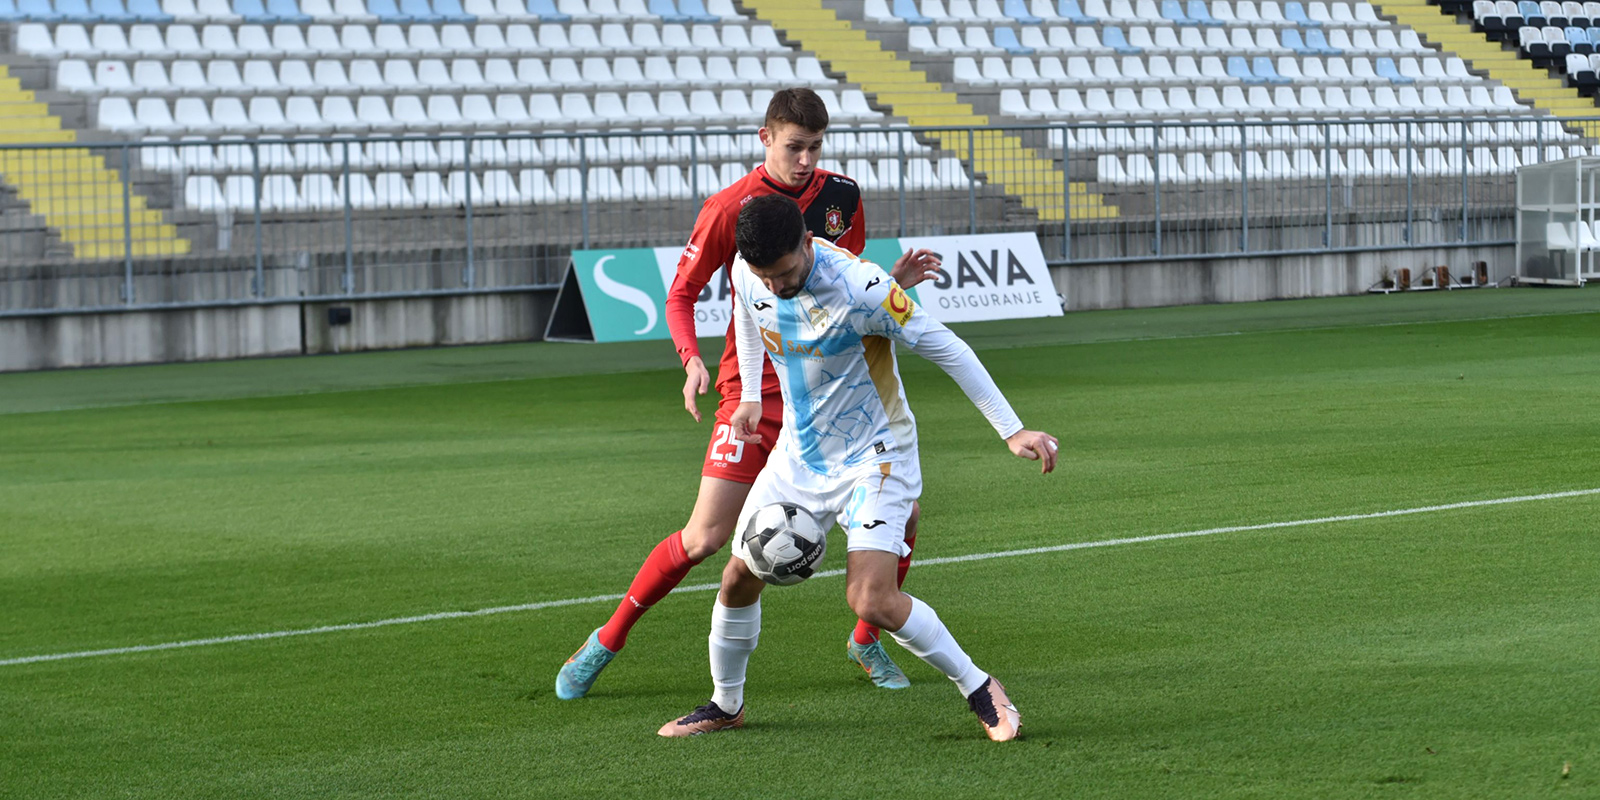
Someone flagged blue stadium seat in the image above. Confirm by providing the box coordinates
[1160,0,1194,24]
[1226,56,1263,83]
[526,0,570,20]
[367,0,412,20]
[1186,0,1222,25]
[676,0,720,22]
[89,0,135,19]
[17,0,62,19]
[232,0,271,18]
[1304,28,1341,54]
[1252,56,1291,84]
[994,26,1033,53]
[648,0,690,22]
[1102,26,1141,53]
[399,0,443,20]
[1281,27,1315,53]
[1519,0,1545,24]
[1284,1,1319,26]
[1568,25,1593,52]
[1057,0,1095,23]
[0,0,22,18]
[432,0,474,21]
[1587,25,1600,46]
[61,0,99,17]
[126,0,171,20]
[893,0,932,23]
[55,0,95,18]
[1375,57,1413,83]
[266,0,311,21]
[1003,0,1042,23]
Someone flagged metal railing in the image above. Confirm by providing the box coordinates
[0,117,1569,316]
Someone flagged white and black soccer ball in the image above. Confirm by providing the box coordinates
[739,503,827,586]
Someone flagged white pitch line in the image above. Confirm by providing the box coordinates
[5,487,1598,668]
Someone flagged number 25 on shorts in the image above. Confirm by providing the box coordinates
[710,424,746,463]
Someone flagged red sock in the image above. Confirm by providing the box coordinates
[852,530,917,645]
[595,531,696,652]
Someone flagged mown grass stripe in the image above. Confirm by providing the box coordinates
[5,486,1595,668]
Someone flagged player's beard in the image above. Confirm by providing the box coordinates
[775,247,814,300]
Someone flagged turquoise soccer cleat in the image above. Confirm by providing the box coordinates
[846,638,911,690]
[555,628,617,700]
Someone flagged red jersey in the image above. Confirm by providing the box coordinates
[666,164,867,401]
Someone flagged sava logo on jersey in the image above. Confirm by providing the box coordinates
[756,326,828,361]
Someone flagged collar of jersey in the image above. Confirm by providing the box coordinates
[757,164,816,199]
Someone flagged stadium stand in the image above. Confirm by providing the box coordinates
[0,0,1597,259]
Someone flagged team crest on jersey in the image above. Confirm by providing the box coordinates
[881,283,914,326]
[824,206,845,238]
[807,304,829,328]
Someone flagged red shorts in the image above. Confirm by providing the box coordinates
[701,393,784,484]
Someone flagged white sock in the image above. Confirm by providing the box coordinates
[888,595,990,698]
[708,597,760,712]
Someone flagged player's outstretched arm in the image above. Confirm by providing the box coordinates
[1006,430,1060,475]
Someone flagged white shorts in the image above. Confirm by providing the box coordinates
[734,447,923,560]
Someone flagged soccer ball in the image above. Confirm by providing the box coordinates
[739,503,828,586]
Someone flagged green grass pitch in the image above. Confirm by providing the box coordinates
[2,289,1598,798]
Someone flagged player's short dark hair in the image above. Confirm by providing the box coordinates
[764,88,830,133]
[736,195,807,268]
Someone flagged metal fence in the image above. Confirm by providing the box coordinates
[0,116,1574,316]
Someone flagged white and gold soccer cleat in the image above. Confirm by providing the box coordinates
[966,677,1021,741]
[657,700,745,738]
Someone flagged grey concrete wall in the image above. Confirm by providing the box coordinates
[0,303,302,372]
[1058,244,1514,311]
[0,290,554,371]
[301,291,554,355]
[0,244,1514,372]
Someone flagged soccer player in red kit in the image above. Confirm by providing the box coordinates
[555,88,942,700]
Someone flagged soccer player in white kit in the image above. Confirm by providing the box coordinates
[657,195,1060,742]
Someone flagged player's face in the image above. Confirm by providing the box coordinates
[750,234,815,300]
[760,123,825,188]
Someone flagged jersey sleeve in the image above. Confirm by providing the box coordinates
[731,264,766,403]
[908,322,1025,440]
[666,198,736,366]
[851,262,930,348]
[836,194,866,256]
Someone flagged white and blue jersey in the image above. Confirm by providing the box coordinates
[732,240,928,476]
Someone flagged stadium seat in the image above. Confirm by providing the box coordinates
[1226,55,1261,82]
[994,26,1031,53]
[1102,26,1141,53]
[1284,0,1315,25]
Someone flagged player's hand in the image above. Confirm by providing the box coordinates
[1006,430,1059,475]
[890,248,942,290]
[682,356,710,422]
[730,402,764,444]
